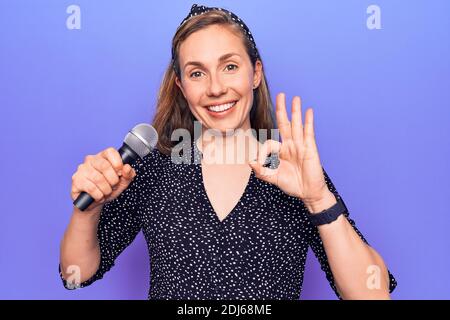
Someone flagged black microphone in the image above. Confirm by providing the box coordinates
[73,123,158,211]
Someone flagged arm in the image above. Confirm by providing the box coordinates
[59,147,139,289]
[60,206,102,286]
[305,190,391,300]
[249,93,396,298]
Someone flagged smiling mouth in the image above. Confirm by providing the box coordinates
[206,100,238,113]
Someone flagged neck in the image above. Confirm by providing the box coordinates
[196,120,260,165]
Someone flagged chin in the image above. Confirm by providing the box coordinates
[205,122,240,134]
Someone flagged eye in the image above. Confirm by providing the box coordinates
[189,71,203,78]
[225,64,238,71]
[189,64,238,78]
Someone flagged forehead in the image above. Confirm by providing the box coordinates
[179,25,246,64]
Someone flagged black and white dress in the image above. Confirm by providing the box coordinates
[59,139,397,299]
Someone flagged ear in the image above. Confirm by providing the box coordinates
[175,76,186,98]
[253,60,263,89]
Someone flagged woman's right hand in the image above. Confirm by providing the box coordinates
[71,147,137,213]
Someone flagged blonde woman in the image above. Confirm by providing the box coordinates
[60,4,397,300]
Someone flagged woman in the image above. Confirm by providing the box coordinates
[60,4,397,299]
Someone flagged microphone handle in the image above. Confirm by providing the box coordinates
[73,143,139,212]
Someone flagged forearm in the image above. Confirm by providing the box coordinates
[305,191,390,300]
[60,207,102,284]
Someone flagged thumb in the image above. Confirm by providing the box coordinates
[118,165,136,185]
[111,165,136,194]
[249,160,278,186]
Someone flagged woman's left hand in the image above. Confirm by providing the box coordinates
[249,92,333,210]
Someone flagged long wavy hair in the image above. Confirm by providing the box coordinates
[152,9,276,155]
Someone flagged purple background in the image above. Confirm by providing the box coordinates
[1,0,449,299]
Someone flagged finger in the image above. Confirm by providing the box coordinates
[72,176,104,201]
[257,139,281,166]
[291,96,304,144]
[100,147,123,174]
[276,93,292,142]
[90,156,120,187]
[304,108,316,147]
[113,166,136,193]
[249,160,279,186]
[121,164,136,181]
[84,164,113,196]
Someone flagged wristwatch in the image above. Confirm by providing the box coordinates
[306,193,348,227]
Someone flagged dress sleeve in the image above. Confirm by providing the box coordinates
[59,155,148,290]
[304,167,397,299]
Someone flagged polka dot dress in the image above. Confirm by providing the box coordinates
[59,139,397,299]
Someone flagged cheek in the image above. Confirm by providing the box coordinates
[182,83,202,105]
[231,71,253,91]
[236,77,254,102]
[182,85,204,117]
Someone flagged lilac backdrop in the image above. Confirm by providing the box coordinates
[1,0,449,299]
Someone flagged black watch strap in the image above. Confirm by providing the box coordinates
[307,193,348,227]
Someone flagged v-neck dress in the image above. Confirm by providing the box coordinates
[59,139,397,299]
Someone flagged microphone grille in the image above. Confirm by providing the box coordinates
[124,123,158,159]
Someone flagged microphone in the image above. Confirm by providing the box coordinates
[73,123,158,211]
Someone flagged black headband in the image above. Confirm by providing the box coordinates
[171,4,260,62]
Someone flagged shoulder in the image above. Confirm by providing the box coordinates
[133,147,170,178]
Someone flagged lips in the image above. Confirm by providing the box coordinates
[206,101,236,112]
[205,100,238,116]
[205,99,237,108]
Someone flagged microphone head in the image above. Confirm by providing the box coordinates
[124,123,158,159]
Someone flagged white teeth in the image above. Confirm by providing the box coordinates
[207,101,236,112]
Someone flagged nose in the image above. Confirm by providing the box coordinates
[206,73,227,96]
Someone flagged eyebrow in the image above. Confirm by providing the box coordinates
[183,53,241,71]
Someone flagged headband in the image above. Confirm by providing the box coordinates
[171,4,260,62]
